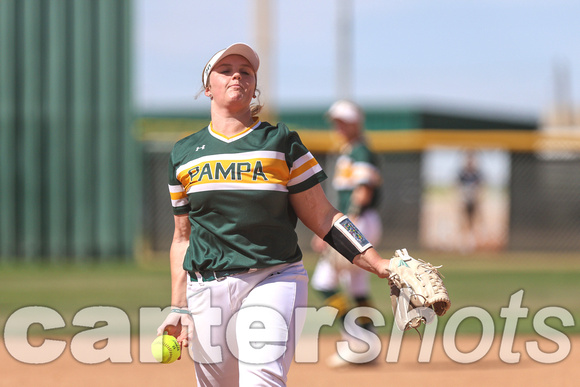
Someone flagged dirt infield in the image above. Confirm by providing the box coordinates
[1,335,578,387]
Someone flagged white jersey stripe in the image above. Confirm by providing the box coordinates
[171,198,190,207]
[186,182,288,193]
[168,184,186,193]
[288,163,323,187]
[292,152,315,169]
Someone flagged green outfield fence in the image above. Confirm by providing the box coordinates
[0,0,140,263]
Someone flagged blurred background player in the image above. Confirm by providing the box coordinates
[457,151,483,251]
[310,100,383,367]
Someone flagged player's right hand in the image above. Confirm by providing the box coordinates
[157,308,194,349]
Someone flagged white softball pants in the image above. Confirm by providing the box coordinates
[186,261,308,387]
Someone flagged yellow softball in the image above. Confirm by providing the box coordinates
[151,334,181,364]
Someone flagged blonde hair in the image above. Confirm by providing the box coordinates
[250,88,263,117]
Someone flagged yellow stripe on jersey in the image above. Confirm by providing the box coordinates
[169,190,188,200]
[333,157,380,190]
[289,157,318,180]
[176,151,291,193]
[168,184,189,208]
[288,152,323,187]
[351,161,381,186]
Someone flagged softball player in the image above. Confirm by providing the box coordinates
[156,43,392,386]
[310,100,383,366]
[458,151,483,250]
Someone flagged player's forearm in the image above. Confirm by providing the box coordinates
[169,214,191,307]
[353,248,391,278]
[169,240,189,308]
[290,184,341,238]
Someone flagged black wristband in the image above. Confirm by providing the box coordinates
[323,215,373,262]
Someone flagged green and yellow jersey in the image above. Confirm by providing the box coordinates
[168,120,327,272]
[333,141,381,214]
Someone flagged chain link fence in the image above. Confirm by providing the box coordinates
[141,140,580,255]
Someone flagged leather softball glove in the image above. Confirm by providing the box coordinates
[388,248,451,332]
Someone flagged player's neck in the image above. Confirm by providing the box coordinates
[210,107,254,137]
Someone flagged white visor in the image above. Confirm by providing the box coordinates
[327,100,363,124]
[202,43,260,88]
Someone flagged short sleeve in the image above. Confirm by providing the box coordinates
[350,143,374,164]
[350,143,381,188]
[167,151,190,215]
[285,130,327,193]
